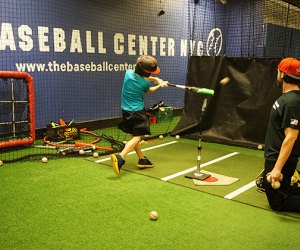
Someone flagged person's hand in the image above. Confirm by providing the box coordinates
[267,168,283,189]
[269,168,283,182]
[158,80,169,88]
[146,77,168,88]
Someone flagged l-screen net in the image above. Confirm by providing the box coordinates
[0,72,35,148]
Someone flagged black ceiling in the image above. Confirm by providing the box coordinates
[282,0,300,8]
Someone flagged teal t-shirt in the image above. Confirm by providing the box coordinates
[121,70,150,111]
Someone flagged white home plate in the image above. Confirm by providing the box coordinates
[193,170,239,186]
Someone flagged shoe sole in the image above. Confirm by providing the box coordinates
[110,154,120,176]
[137,164,154,169]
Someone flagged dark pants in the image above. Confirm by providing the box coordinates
[263,159,300,212]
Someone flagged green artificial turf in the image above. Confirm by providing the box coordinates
[93,137,300,218]
[1,138,300,249]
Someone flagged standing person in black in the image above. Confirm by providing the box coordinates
[263,58,300,212]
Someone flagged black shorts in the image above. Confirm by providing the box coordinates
[118,109,151,136]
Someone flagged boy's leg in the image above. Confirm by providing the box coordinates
[122,135,154,168]
[134,138,144,159]
[135,139,154,169]
[111,136,141,176]
[120,136,141,159]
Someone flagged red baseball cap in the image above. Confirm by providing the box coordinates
[278,58,300,80]
[136,55,160,75]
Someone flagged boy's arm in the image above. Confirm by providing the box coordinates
[146,76,161,84]
[145,77,168,94]
[146,85,163,94]
[269,127,299,181]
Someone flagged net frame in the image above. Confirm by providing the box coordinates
[0,71,35,148]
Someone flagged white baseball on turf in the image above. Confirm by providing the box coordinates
[257,144,263,150]
[93,152,99,158]
[149,211,159,220]
[41,157,48,163]
[79,149,85,155]
[175,135,180,139]
[159,135,163,140]
[0,160,3,166]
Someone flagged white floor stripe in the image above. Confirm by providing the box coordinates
[161,152,239,182]
[94,140,178,163]
[224,180,256,200]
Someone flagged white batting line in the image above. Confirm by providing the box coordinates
[94,140,178,163]
[161,152,239,182]
[224,180,256,200]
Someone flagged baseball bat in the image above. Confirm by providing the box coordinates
[166,83,215,96]
[57,145,96,155]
